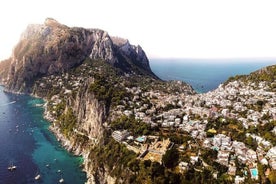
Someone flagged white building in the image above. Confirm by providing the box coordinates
[112,130,129,142]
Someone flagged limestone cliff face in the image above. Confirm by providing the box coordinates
[43,80,113,184]
[71,79,106,140]
[0,18,159,184]
[4,18,155,93]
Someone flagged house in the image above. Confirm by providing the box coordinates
[269,159,276,170]
[237,154,247,164]
[179,162,189,172]
[246,149,257,162]
[175,118,181,124]
[217,150,230,166]
[203,138,212,148]
[221,109,229,117]
[112,130,129,142]
[235,176,245,184]
[260,158,268,165]
[183,115,189,122]
[228,165,236,176]
[267,147,276,159]
[190,156,199,165]
[207,128,217,134]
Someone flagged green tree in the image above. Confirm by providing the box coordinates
[150,162,164,178]
[128,158,140,173]
[268,170,276,184]
[245,136,258,150]
[162,146,179,168]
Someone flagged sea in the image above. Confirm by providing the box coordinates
[150,59,276,93]
[0,59,275,184]
[0,86,87,184]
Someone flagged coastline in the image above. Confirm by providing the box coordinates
[43,100,100,184]
[43,100,92,184]
[1,85,91,183]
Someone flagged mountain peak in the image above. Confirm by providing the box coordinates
[44,17,63,27]
[111,37,129,46]
[0,18,156,92]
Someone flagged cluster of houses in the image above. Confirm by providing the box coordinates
[110,79,276,182]
[37,61,276,182]
[194,81,276,126]
[111,129,172,163]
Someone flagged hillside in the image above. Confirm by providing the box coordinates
[0,18,156,93]
[1,18,276,184]
[0,19,197,184]
[226,64,276,91]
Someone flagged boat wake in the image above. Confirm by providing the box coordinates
[0,101,16,106]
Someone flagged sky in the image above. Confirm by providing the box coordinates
[0,0,276,61]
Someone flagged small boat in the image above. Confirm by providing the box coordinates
[35,174,41,180]
[7,163,17,171]
[59,177,64,183]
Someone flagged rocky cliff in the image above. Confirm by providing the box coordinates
[0,58,11,83]
[0,19,195,184]
[4,18,155,93]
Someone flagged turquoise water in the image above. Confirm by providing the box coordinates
[0,86,86,184]
[150,59,276,93]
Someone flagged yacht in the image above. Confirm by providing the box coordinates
[7,163,16,171]
[35,174,41,180]
[59,177,64,183]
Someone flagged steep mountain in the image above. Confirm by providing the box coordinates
[2,18,275,183]
[0,19,196,184]
[1,18,275,183]
[2,18,156,93]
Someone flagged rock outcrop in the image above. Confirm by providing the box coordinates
[0,18,196,184]
[4,18,155,93]
[0,58,11,84]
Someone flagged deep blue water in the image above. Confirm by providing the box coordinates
[0,86,86,184]
[150,59,276,93]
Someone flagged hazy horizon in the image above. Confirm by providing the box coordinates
[149,58,276,65]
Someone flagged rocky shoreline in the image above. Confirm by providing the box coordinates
[0,85,95,183]
[43,101,93,184]
[1,82,116,184]
[43,100,116,184]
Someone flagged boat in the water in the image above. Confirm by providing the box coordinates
[59,177,64,183]
[7,163,17,171]
[35,174,41,180]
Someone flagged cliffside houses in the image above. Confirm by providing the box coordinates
[109,77,275,179]
[45,63,276,181]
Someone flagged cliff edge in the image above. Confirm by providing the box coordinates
[3,18,156,93]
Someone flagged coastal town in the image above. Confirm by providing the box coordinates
[0,14,275,184]
[109,76,276,182]
[38,60,276,183]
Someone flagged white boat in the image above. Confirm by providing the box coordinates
[59,177,64,183]
[7,163,17,171]
[35,174,41,180]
